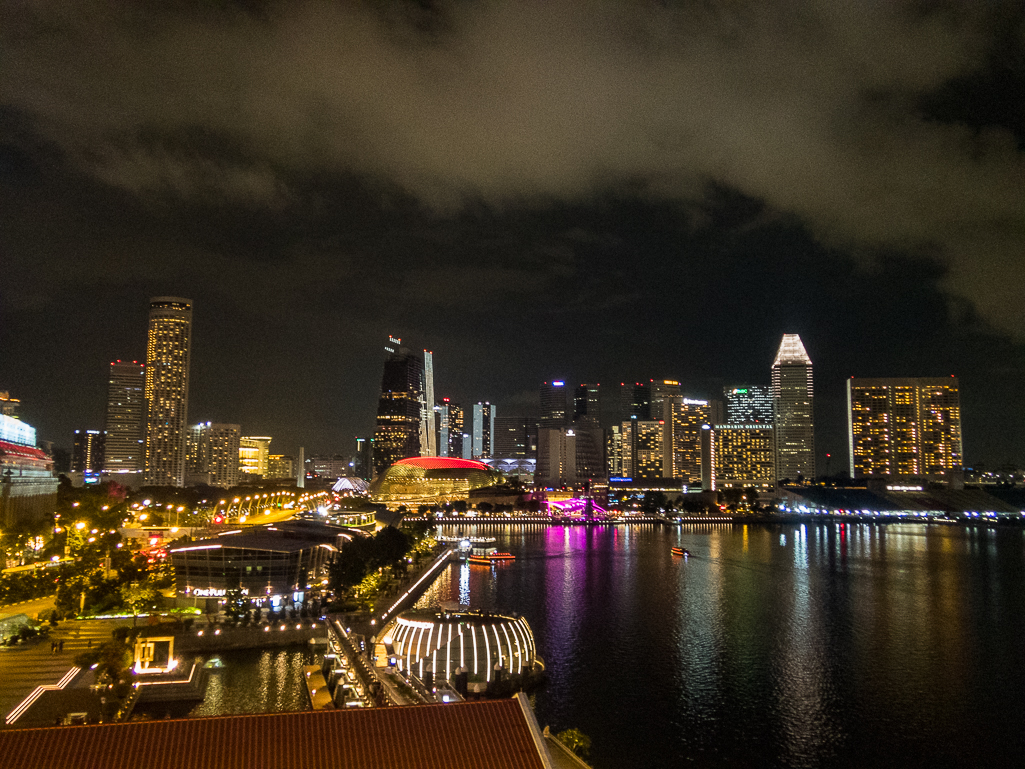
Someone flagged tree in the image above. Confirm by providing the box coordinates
[555,728,592,758]
[223,587,250,625]
[371,526,410,569]
[120,581,159,626]
[328,537,372,595]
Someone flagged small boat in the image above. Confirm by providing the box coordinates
[467,550,516,564]
[671,547,689,557]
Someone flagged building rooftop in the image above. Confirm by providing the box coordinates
[772,334,812,367]
[0,697,554,769]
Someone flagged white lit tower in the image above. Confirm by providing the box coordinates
[421,350,437,456]
[143,297,193,486]
[771,333,815,483]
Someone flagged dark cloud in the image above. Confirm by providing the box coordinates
[1,1,1023,468]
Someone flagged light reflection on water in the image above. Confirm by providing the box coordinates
[424,522,1025,769]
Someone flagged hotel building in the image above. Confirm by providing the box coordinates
[847,377,963,478]
[102,361,145,476]
[707,424,776,490]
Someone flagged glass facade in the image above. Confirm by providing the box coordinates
[143,297,193,486]
[771,334,815,482]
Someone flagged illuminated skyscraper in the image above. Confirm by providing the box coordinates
[239,435,272,478]
[725,386,773,425]
[771,334,815,483]
[664,398,711,485]
[103,361,145,474]
[847,377,962,478]
[437,400,464,460]
[373,338,425,475]
[421,350,437,457]
[143,297,193,487]
[472,402,495,458]
[494,417,537,458]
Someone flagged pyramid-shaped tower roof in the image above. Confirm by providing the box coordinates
[772,334,812,367]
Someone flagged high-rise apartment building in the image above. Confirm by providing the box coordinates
[725,386,773,425]
[239,436,272,478]
[771,334,815,483]
[373,338,425,475]
[847,377,963,478]
[72,429,105,474]
[664,398,710,485]
[707,424,776,490]
[143,297,193,487]
[187,422,240,488]
[103,361,145,475]
[472,402,495,458]
[540,382,569,428]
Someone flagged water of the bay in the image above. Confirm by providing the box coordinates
[418,522,1025,769]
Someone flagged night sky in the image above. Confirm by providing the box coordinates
[2,1,1023,470]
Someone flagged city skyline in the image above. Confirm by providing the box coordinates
[1,2,1023,471]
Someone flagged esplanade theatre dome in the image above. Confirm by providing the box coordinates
[369,457,503,508]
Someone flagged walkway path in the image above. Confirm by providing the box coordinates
[0,618,130,728]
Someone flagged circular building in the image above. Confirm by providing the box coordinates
[383,610,537,684]
[369,457,504,509]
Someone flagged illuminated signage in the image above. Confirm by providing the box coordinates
[683,398,708,406]
[189,587,250,598]
[886,485,923,492]
[734,388,748,394]
[388,336,401,345]
[552,381,564,387]
[663,380,679,386]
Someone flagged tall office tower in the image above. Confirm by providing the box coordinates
[187,422,241,488]
[771,334,815,483]
[239,436,272,477]
[103,361,145,474]
[606,425,623,477]
[664,398,711,485]
[434,403,446,457]
[847,377,963,478]
[373,338,425,475]
[620,382,651,420]
[650,380,682,422]
[353,437,373,480]
[536,422,605,487]
[421,350,437,456]
[442,400,465,460]
[494,417,537,458]
[707,424,776,490]
[472,402,495,458]
[573,384,601,426]
[143,297,193,487]
[540,381,569,428]
[0,391,20,417]
[72,429,106,474]
[725,386,773,425]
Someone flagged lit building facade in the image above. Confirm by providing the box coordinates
[709,424,776,490]
[373,338,425,476]
[573,383,600,426]
[187,422,240,488]
[0,415,57,529]
[143,297,193,487]
[771,334,815,483]
[472,402,495,459]
[536,424,604,488]
[0,391,20,417]
[103,361,145,475]
[436,400,464,460]
[725,386,773,425]
[267,454,296,480]
[307,454,348,480]
[494,417,537,458]
[239,436,272,478]
[606,425,623,477]
[665,398,710,485]
[847,377,963,478]
[71,429,105,474]
[617,419,664,480]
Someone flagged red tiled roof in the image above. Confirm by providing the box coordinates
[0,699,549,769]
[395,457,491,471]
[0,440,50,462]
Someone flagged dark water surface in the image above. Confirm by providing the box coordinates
[418,522,1025,769]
